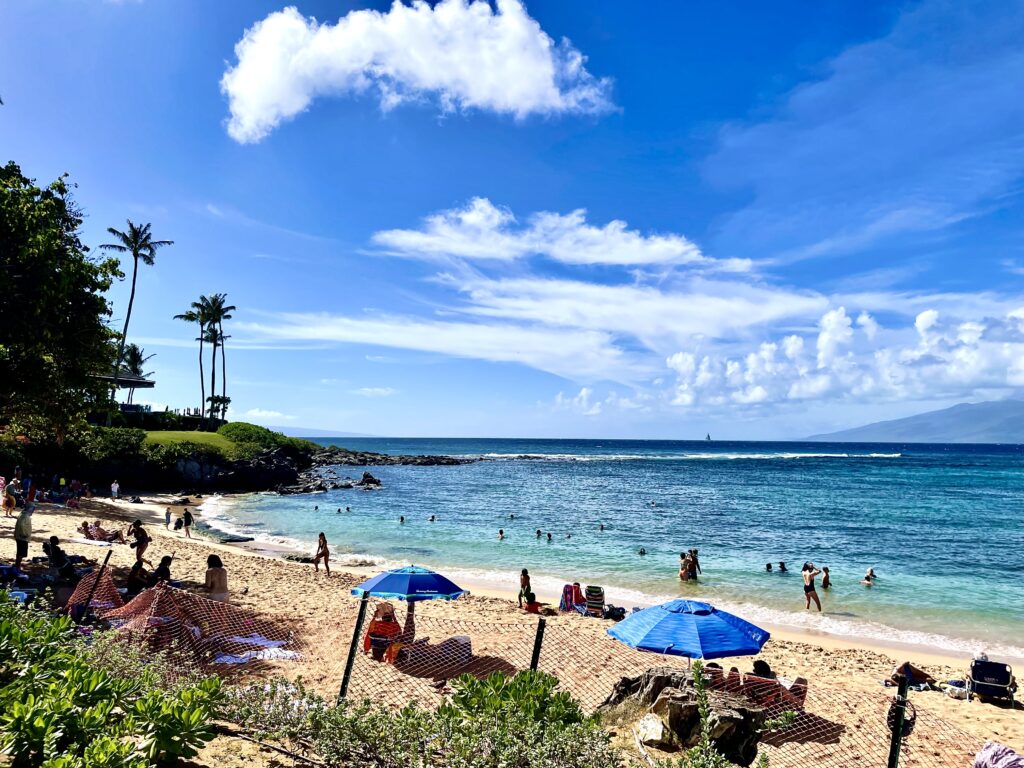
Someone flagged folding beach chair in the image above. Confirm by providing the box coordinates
[967,659,1016,705]
[585,585,605,618]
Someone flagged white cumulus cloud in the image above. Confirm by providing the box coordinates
[221,0,613,143]
[242,408,293,421]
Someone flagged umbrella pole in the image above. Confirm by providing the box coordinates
[338,592,369,703]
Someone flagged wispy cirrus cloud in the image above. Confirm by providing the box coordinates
[221,0,613,143]
[352,387,398,398]
[374,197,748,269]
[705,0,1024,262]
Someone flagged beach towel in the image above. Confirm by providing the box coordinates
[975,742,1024,768]
[214,648,300,664]
[559,584,574,612]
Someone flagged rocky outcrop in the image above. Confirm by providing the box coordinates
[602,666,767,767]
[308,445,475,468]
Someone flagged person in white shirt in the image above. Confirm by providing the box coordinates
[111,480,120,499]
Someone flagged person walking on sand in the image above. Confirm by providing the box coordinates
[518,568,531,607]
[14,503,34,569]
[111,479,119,499]
[128,520,153,566]
[203,554,229,602]
[164,507,172,529]
[314,532,331,576]
[182,508,193,539]
[802,562,822,612]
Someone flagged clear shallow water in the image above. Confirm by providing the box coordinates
[199,439,1024,659]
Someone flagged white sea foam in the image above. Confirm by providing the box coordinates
[195,495,309,553]
[465,452,902,462]
[434,563,1024,662]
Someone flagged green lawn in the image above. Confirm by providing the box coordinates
[143,430,235,453]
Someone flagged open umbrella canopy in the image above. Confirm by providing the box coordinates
[352,565,468,602]
[608,599,769,660]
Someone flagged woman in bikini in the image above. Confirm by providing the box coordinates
[801,562,822,612]
[313,532,330,576]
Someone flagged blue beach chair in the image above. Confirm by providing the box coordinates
[967,659,1016,706]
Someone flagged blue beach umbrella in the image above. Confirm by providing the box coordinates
[352,565,468,603]
[608,599,769,660]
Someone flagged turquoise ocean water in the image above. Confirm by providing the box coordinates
[197,439,1024,659]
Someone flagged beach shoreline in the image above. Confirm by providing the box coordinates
[5,493,1022,750]
[62,492,1024,670]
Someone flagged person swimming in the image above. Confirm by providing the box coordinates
[399,516,405,524]
[639,547,647,556]
[314,505,318,511]
[509,513,515,520]
[801,562,822,612]
[862,567,876,586]
[546,532,552,542]
[778,561,788,572]
[498,529,505,540]
[428,515,436,522]
[599,523,605,531]
[536,529,542,538]
[765,563,773,572]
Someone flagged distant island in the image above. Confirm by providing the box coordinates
[807,400,1024,444]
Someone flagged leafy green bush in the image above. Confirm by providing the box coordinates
[224,671,621,768]
[85,427,147,463]
[0,592,223,768]
[217,421,316,459]
[440,670,589,728]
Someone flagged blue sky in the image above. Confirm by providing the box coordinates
[3,0,1024,438]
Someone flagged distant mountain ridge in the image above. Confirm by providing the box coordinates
[807,400,1024,444]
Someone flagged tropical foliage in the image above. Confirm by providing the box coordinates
[174,292,236,423]
[0,162,121,443]
[0,593,222,768]
[224,670,621,768]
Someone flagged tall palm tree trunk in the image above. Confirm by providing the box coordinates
[219,320,227,420]
[107,255,139,423]
[198,321,206,421]
[209,334,218,428]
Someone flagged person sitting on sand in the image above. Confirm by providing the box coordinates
[43,536,76,580]
[150,555,173,586]
[802,562,822,612]
[92,520,126,544]
[363,602,401,660]
[821,566,831,589]
[518,569,531,607]
[751,659,777,680]
[891,661,936,687]
[314,532,331,576]
[203,554,229,602]
[125,561,149,597]
[523,592,545,614]
[78,521,94,540]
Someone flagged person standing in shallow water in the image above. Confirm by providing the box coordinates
[802,562,822,612]
[821,566,831,589]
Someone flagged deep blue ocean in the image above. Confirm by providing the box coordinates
[198,439,1024,659]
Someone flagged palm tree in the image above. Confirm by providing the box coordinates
[202,322,221,423]
[203,294,236,422]
[101,220,173,406]
[173,304,206,419]
[121,344,155,404]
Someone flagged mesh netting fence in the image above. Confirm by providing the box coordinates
[333,598,985,768]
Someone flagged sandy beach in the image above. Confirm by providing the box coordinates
[2,494,1021,760]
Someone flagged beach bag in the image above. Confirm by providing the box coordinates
[604,605,626,621]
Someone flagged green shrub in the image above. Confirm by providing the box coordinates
[0,592,223,768]
[84,427,147,463]
[440,670,589,728]
[217,422,316,459]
